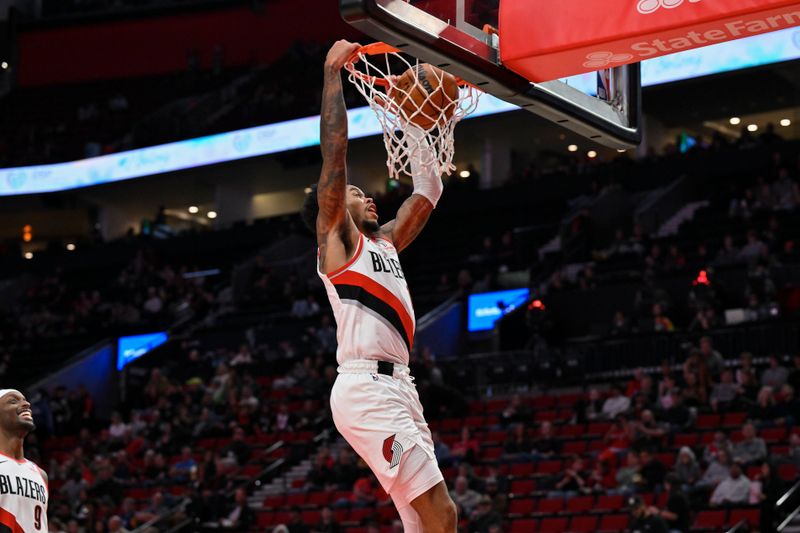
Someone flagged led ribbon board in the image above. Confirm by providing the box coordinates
[0,28,797,197]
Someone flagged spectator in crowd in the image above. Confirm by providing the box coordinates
[574,389,604,424]
[652,303,675,333]
[639,450,667,492]
[552,455,588,496]
[610,310,631,336]
[452,427,480,463]
[468,495,502,533]
[756,462,784,533]
[503,423,532,459]
[331,448,359,490]
[761,355,789,388]
[631,410,667,452]
[602,385,631,420]
[629,495,669,533]
[285,508,310,533]
[350,476,377,508]
[770,384,797,425]
[703,431,733,465]
[312,506,341,533]
[587,459,617,494]
[532,421,561,459]
[432,431,453,467]
[788,354,800,391]
[500,394,530,426]
[709,462,750,507]
[450,476,482,516]
[789,433,800,468]
[218,487,254,530]
[699,336,725,380]
[170,446,197,482]
[616,451,642,494]
[697,449,732,492]
[681,371,707,408]
[732,423,767,464]
[107,515,130,533]
[654,473,691,533]
[673,447,701,490]
[710,369,740,413]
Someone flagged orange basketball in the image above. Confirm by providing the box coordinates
[388,63,459,130]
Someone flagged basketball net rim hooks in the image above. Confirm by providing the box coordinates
[344,42,482,181]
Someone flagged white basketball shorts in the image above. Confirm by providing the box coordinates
[330,360,444,507]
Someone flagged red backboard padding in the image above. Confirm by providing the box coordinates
[499,0,800,82]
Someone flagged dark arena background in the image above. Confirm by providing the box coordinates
[0,1,799,532]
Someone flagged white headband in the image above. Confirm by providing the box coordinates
[0,389,22,399]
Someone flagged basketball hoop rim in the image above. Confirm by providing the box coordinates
[345,42,479,90]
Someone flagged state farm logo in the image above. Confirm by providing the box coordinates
[637,0,701,15]
[583,51,634,69]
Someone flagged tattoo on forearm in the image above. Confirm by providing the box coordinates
[317,69,349,231]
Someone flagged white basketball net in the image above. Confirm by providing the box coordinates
[345,44,481,180]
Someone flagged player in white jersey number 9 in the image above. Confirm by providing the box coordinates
[0,389,48,532]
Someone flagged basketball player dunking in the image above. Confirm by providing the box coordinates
[300,40,457,532]
[0,389,48,532]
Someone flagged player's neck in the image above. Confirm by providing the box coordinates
[0,430,25,460]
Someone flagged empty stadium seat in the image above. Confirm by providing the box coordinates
[540,517,568,532]
[696,414,721,429]
[510,463,535,477]
[728,508,760,528]
[692,510,726,530]
[511,519,538,532]
[595,495,624,512]
[510,479,537,495]
[508,498,536,516]
[598,514,629,532]
[570,514,598,532]
[566,495,594,513]
[536,498,565,515]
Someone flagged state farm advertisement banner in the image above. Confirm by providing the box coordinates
[499,0,800,82]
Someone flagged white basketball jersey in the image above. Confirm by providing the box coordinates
[0,455,48,533]
[319,234,415,366]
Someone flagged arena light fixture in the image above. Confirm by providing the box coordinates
[617,149,627,153]
[780,119,791,127]
[747,124,758,132]
[188,206,199,214]
[587,150,598,159]
[66,243,76,251]
[0,61,7,70]
[304,187,312,194]
[24,252,33,260]
[459,170,471,178]
[207,211,218,219]
[729,117,741,125]
[567,144,578,152]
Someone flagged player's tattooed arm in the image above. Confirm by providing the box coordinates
[381,194,434,253]
[317,40,360,239]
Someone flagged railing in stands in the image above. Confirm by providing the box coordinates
[137,444,288,533]
[778,480,800,532]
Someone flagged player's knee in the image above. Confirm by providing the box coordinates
[442,498,457,530]
[431,498,457,532]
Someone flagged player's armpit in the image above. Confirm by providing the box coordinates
[381,193,433,252]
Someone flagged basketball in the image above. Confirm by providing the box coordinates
[388,63,460,130]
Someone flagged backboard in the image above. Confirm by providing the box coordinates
[341,0,642,149]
